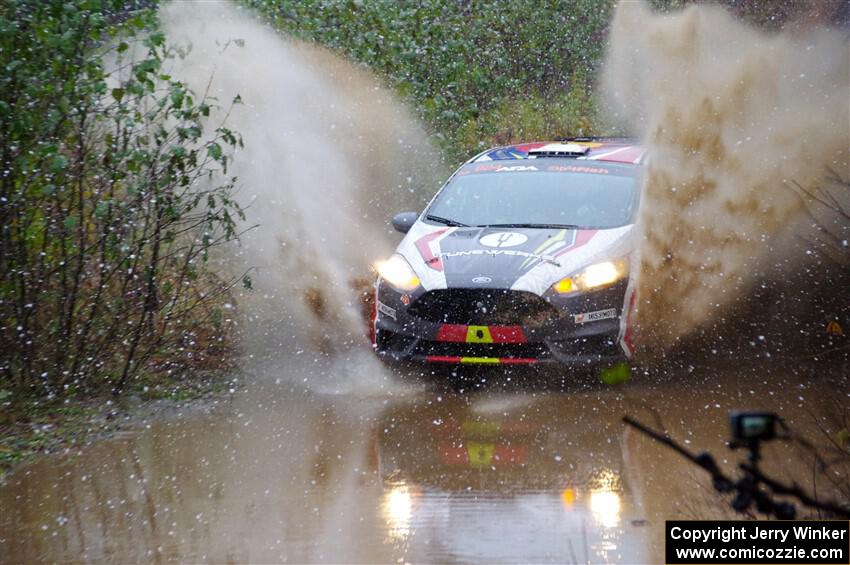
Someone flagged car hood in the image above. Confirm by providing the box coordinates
[396,222,634,295]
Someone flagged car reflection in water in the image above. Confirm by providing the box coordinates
[373,395,649,563]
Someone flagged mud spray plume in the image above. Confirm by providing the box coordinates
[602,3,849,354]
[159,2,442,366]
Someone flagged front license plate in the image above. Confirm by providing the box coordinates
[574,308,617,324]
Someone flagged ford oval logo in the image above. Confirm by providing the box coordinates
[479,231,528,248]
[471,276,492,284]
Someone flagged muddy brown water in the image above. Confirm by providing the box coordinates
[0,357,846,564]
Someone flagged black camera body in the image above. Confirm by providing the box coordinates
[730,411,778,443]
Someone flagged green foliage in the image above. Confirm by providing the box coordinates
[598,362,631,386]
[243,0,613,162]
[0,402,98,477]
[838,428,849,449]
[0,0,244,398]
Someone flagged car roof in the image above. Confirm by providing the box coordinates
[470,137,645,165]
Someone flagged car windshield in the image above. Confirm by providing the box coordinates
[426,163,638,229]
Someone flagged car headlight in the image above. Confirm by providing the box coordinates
[552,259,628,295]
[374,254,421,292]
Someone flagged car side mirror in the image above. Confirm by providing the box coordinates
[391,211,418,234]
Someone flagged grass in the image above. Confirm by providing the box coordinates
[0,370,233,481]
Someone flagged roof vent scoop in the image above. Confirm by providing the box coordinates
[527,143,590,158]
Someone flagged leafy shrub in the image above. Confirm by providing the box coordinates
[242,0,613,161]
[0,1,244,398]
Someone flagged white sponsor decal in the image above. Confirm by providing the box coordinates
[471,276,492,284]
[479,232,529,248]
[574,308,617,324]
[377,301,397,320]
[441,248,559,266]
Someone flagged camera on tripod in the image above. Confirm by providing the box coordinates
[729,411,778,444]
[623,410,850,519]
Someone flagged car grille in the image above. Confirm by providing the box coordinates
[411,340,551,359]
[549,334,621,357]
[408,289,560,327]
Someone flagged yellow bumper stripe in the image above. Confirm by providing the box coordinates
[460,357,501,364]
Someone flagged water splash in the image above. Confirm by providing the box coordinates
[160,2,443,368]
[603,3,849,352]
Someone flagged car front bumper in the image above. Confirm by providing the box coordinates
[373,279,629,367]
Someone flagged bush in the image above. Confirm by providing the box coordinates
[0,1,244,399]
[242,0,613,161]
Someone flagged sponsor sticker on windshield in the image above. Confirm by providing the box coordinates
[574,308,617,324]
[546,164,610,174]
[461,163,616,176]
[461,164,540,175]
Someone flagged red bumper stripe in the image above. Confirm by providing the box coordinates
[436,324,468,342]
[499,358,538,365]
[426,355,464,363]
[489,326,526,343]
[435,324,527,343]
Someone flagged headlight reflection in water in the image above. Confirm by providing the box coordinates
[381,482,416,543]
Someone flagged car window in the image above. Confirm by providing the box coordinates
[427,167,638,229]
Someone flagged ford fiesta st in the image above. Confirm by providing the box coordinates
[371,139,644,367]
